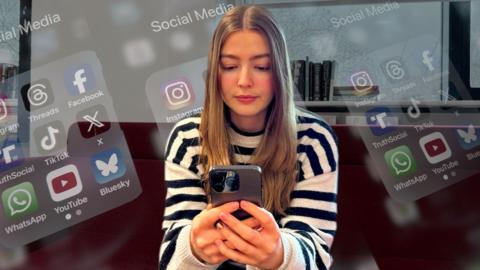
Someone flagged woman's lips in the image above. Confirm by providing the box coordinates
[235,96,258,104]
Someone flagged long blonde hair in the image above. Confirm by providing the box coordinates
[200,5,297,215]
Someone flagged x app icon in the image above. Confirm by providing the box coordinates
[77,105,111,138]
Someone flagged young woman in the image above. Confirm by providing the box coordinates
[159,5,338,270]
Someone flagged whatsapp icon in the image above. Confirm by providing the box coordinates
[2,182,38,219]
[384,145,417,177]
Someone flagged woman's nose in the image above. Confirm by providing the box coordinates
[237,66,253,88]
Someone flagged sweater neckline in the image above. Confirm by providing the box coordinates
[229,121,265,137]
[228,124,263,148]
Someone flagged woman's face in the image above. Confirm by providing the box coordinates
[218,29,274,130]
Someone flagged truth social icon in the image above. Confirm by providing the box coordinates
[64,64,96,96]
[0,141,24,172]
[90,148,126,184]
[366,107,396,136]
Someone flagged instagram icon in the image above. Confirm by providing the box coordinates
[350,71,374,93]
[162,78,195,110]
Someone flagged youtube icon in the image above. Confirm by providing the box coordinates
[47,165,83,202]
[424,138,447,157]
[52,172,77,194]
[420,132,452,164]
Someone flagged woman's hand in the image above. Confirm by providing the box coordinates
[190,202,261,265]
[215,200,284,269]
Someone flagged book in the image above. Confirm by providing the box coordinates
[331,95,378,102]
[290,61,301,101]
[333,85,379,95]
[331,85,379,101]
[313,63,322,101]
[308,61,314,101]
[291,60,306,101]
[305,56,312,101]
[4,66,18,97]
[322,60,335,101]
[0,65,4,83]
[0,65,4,98]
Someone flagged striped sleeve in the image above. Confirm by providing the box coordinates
[158,117,217,270]
[272,114,339,270]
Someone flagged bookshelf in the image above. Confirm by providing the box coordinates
[240,0,455,107]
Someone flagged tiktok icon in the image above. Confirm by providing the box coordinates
[34,121,67,155]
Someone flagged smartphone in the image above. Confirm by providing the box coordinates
[209,165,262,220]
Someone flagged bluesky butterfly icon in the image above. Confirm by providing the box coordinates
[90,148,126,184]
[456,124,480,150]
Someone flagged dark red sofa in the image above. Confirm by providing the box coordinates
[7,123,479,270]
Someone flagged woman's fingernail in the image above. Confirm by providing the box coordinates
[241,200,249,208]
[216,222,223,230]
[219,212,228,221]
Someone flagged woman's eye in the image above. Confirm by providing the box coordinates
[255,66,271,71]
[221,65,237,70]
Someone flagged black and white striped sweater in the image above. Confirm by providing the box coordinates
[159,109,339,270]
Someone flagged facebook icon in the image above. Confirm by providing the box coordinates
[64,64,96,96]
